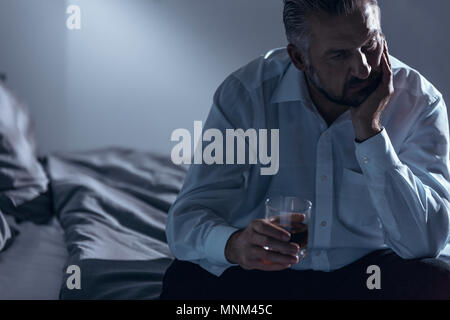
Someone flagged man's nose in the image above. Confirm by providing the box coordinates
[350,50,371,80]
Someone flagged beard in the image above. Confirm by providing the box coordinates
[307,64,381,108]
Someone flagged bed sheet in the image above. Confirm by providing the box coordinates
[440,244,450,263]
[44,148,186,299]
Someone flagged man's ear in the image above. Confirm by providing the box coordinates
[287,44,308,72]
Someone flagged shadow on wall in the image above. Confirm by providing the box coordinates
[379,0,450,105]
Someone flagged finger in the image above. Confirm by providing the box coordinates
[251,231,300,255]
[253,219,291,241]
[382,45,394,94]
[253,246,299,265]
[384,40,392,69]
[380,49,392,86]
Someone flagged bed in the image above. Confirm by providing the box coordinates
[0,148,186,299]
[0,81,191,299]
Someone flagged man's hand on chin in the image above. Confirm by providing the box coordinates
[351,40,394,143]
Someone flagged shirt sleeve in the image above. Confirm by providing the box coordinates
[166,75,254,276]
[354,97,450,259]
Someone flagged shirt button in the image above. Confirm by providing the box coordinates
[320,221,327,227]
[321,175,327,182]
[362,156,369,164]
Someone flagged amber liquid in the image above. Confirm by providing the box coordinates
[290,223,308,248]
[268,213,309,248]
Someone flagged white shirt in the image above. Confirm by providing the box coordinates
[166,48,450,276]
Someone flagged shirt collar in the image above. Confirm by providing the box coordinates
[270,62,312,104]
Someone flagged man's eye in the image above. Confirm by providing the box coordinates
[331,52,348,60]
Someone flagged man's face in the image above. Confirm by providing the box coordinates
[305,4,384,107]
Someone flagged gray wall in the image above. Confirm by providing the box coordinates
[379,0,450,108]
[0,0,68,154]
[0,0,449,157]
[64,0,285,155]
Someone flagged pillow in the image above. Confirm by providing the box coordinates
[0,83,52,248]
[0,209,12,251]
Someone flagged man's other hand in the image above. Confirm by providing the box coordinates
[351,40,394,142]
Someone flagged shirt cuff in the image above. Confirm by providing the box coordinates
[204,224,240,266]
[354,127,403,174]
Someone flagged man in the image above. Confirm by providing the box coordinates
[161,0,450,299]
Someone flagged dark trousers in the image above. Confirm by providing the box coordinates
[159,249,450,300]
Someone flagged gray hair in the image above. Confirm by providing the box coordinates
[283,0,380,59]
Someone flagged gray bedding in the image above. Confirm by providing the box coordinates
[43,148,187,299]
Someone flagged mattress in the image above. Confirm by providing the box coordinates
[0,215,67,299]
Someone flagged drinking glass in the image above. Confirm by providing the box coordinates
[265,196,312,260]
